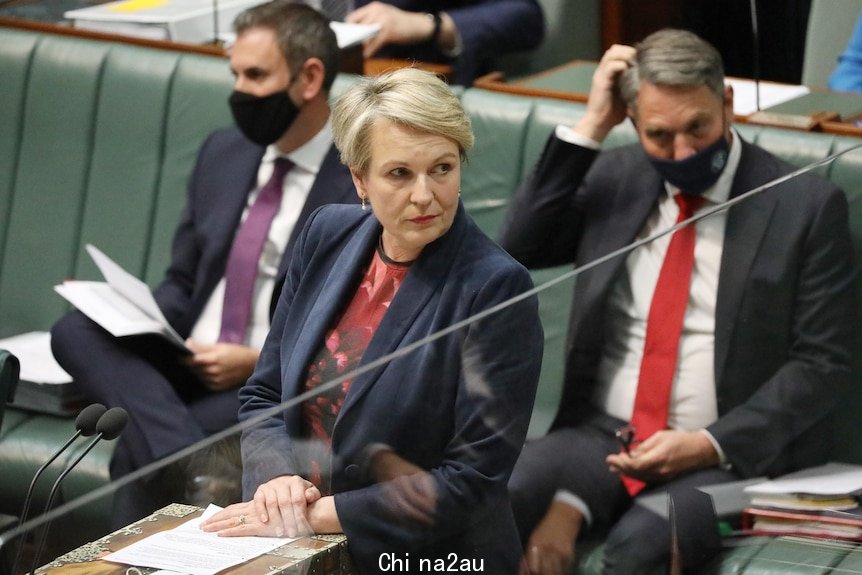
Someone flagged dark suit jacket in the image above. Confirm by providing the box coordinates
[240,203,543,574]
[153,127,357,338]
[500,134,856,479]
[353,0,545,85]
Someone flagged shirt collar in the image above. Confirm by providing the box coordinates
[262,117,333,175]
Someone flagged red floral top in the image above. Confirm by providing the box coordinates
[301,243,409,493]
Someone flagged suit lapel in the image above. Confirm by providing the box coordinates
[587,157,664,300]
[193,138,264,322]
[210,142,265,254]
[714,143,777,387]
[277,145,356,279]
[281,215,379,399]
[336,204,467,420]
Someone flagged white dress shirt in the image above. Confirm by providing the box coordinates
[552,124,742,521]
[189,120,334,349]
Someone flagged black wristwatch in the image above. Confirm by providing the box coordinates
[425,11,442,44]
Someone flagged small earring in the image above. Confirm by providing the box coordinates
[361,196,367,211]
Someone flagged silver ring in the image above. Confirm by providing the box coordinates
[238,514,246,525]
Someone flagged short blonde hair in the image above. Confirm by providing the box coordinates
[332,67,474,174]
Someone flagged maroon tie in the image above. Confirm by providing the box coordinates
[622,193,704,496]
[218,157,293,344]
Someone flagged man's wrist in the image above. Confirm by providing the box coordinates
[424,11,442,44]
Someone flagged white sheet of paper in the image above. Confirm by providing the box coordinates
[103,505,297,575]
[744,462,862,497]
[0,331,72,384]
[55,281,166,338]
[727,78,811,116]
[329,21,380,48]
[86,244,182,343]
[53,245,188,351]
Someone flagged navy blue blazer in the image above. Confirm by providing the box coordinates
[152,127,357,337]
[240,203,543,574]
[500,134,857,479]
[353,0,545,85]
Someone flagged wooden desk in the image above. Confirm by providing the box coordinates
[475,60,862,137]
[473,60,595,103]
[0,16,365,75]
[364,58,452,83]
[35,504,353,575]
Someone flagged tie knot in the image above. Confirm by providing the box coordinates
[674,193,705,218]
[272,157,294,180]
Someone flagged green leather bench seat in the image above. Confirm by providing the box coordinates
[2,24,862,573]
[0,25,236,552]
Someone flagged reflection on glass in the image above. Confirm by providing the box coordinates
[4,54,862,575]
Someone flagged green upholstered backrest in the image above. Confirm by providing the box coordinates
[0,26,234,551]
[461,89,534,237]
[0,27,233,338]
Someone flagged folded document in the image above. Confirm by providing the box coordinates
[55,244,189,353]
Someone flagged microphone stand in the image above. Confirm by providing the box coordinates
[749,0,761,111]
[212,0,220,46]
[10,403,105,575]
[27,407,127,575]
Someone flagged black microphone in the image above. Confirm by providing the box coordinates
[27,407,128,575]
[9,402,106,575]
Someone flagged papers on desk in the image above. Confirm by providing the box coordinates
[54,244,189,353]
[64,0,267,44]
[66,0,381,49]
[742,463,862,540]
[103,505,297,575]
[744,461,862,510]
[0,331,87,416]
[745,462,862,498]
[0,331,71,385]
[726,78,811,117]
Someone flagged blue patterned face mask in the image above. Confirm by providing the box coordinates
[647,134,730,195]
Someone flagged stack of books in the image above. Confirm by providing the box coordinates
[742,462,862,541]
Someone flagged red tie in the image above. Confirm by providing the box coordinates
[218,157,293,344]
[622,193,704,496]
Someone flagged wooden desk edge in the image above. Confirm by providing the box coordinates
[473,60,593,102]
[0,16,225,57]
[37,504,351,575]
[0,16,365,74]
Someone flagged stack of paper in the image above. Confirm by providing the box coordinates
[742,462,862,540]
[64,0,267,44]
[65,0,380,48]
[0,331,85,416]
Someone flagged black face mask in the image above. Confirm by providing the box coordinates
[229,88,301,146]
[646,133,730,195]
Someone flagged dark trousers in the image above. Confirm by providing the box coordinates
[509,413,738,575]
[51,311,240,528]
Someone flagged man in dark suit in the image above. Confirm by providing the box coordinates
[502,29,856,574]
[50,1,356,528]
[340,0,545,86]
